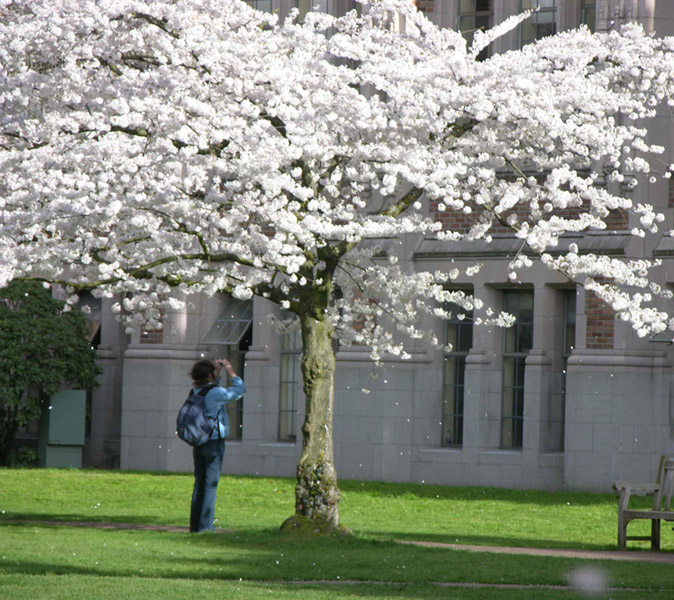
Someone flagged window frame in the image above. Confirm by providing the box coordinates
[558,288,577,451]
[441,302,473,447]
[520,0,557,47]
[222,324,252,441]
[501,290,534,449]
[244,0,274,12]
[457,0,494,59]
[581,0,596,32]
[279,330,302,442]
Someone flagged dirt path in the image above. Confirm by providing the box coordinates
[6,518,674,565]
[397,539,674,565]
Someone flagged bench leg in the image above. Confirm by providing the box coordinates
[618,513,627,551]
[651,519,661,551]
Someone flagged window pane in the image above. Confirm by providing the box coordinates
[564,290,576,356]
[442,383,464,446]
[475,14,491,31]
[446,323,457,350]
[279,331,301,442]
[503,357,515,388]
[245,0,273,12]
[537,22,556,37]
[514,384,525,417]
[502,417,515,447]
[518,324,533,353]
[442,301,472,447]
[202,297,253,345]
[456,355,467,386]
[502,384,515,417]
[459,16,476,32]
[538,10,555,23]
[457,321,473,353]
[519,291,533,314]
[502,416,523,448]
[503,291,532,449]
[444,355,458,386]
[520,0,556,46]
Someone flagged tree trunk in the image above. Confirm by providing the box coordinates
[281,310,342,532]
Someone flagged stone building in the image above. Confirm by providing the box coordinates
[85,0,674,492]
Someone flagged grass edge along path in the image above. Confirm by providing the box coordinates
[5,517,674,564]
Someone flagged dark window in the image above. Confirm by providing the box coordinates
[279,330,302,442]
[581,0,596,32]
[201,296,253,440]
[502,290,533,448]
[458,0,494,59]
[245,0,273,11]
[224,324,252,441]
[559,288,577,451]
[520,0,557,47]
[442,303,473,446]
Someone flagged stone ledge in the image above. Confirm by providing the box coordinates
[567,349,669,369]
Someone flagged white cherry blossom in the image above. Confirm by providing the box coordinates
[3,0,674,527]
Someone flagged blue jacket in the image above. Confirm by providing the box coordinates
[194,376,246,439]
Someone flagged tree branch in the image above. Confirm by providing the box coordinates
[379,186,424,218]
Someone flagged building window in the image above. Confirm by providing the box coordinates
[201,296,254,440]
[458,0,493,58]
[559,288,576,451]
[202,297,253,346]
[502,290,533,448]
[279,330,302,442]
[581,0,596,32]
[520,0,557,46]
[245,0,273,12]
[442,303,473,446]
[296,0,329,17]
[224,324,252,441]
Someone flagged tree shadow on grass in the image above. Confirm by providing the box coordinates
[2,525,674,596]
[339,480,617,507]
[2,512,657,552]
[360,530,613,552]
[0,512,186,528]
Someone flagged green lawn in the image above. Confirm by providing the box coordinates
[1,468,672,599]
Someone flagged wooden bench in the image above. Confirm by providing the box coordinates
[613,455,674,551]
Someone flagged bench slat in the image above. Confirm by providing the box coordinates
[623,509,674,520]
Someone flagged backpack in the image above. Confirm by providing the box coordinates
[176,383,219,446]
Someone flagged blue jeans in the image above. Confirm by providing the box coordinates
[190,438,225,533]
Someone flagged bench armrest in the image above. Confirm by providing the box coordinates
[613,481,660,494]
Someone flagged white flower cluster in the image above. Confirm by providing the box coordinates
[2,0,674,356]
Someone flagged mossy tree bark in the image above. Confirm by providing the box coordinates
[289,306,341,530]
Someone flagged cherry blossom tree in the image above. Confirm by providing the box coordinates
[2,0,674,530]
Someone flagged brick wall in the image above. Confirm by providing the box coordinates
[140,325,163,344]
[585,292,614,349]
[414,0,434,13]
[430,199,628,235]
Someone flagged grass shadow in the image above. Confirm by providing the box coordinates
[3,525,674,595]
[361,530,617,551]
[339,480,617,507]
[0,512,181,527]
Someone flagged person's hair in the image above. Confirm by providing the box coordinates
[190,359,216,386]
